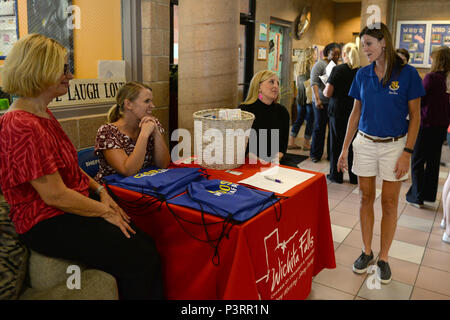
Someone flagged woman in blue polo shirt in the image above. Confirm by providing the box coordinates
[337,23,425,284]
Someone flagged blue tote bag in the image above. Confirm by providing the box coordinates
[167,179,279,222]
[103,166,206,200]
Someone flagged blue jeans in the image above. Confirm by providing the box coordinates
[310,102,329,160]
[290,101,313,139]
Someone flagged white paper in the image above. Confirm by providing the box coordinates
[238,166,315,194]
[325,60,336,76]
[0,2,15,16]
[98,60,126,79]
[319,61,336,85]
[319,74,328,85]
[218,109,241,120]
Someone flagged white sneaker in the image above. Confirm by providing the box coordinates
[406,200,423,209]
[443,232,450,244]
[441,219,446,229]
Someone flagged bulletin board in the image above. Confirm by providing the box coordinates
[0,0,19,59]
[396,20,450,68]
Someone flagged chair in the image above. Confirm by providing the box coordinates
[78,147,99,178]
[0,197,118,300]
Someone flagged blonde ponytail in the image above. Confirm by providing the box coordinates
[343,43,360,70]
[107,104,123,123]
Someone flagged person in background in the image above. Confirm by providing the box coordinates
[240,70,290,164]
[95,81,170,183]
[288,48,315,151]
[406,46,450,208]
[310,42,341,163]
[396,48,410,64]
[441,124,450,244]
[324,42,360,184]
[0,34,164,299]
[337,23,425,284]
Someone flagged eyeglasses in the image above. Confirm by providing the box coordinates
[63,63,71,75]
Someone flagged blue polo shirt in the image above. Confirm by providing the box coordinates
[349,63,425,137]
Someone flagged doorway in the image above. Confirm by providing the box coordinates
[268,19,292,110]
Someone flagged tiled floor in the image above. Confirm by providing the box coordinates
[288,136,450,300]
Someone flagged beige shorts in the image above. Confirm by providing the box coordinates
[351,131,408,181]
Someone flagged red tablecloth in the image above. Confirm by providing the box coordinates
[106,163,336,300]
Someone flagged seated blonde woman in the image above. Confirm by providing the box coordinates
[95,82,170,182]
[239,70,290,164]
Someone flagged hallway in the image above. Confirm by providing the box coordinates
[289,136,450,300]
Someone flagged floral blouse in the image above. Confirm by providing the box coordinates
[94,121,164,182]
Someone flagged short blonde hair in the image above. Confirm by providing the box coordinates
[343,42,360,69]
[2,33,67,97]
[107,81,153,123]
[242,70,279,105]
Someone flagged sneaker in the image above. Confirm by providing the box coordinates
[443,232,450,244]
[326,174,343,184]
[441,219,446,230]
[311,157,320,163]
[406,199,424,209]
[377,260,392,284]
[352,251,374,274]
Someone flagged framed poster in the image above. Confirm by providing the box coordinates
[396,22,427,67]
[257,46,267,61]
[396,20,450,68]
[259,23,267,42]
[27,0,74,74]
[428,23,450,65]
[0,0,19,59]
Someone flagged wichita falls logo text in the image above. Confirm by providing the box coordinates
[256,228,315,299]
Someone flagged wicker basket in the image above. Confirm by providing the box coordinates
[193,108,255,170]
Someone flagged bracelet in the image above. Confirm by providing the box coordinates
[403,147,414,154]
[95,185,105,195]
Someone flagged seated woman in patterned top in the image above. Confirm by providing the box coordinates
[95,82,170,182]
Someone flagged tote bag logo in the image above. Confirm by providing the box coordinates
[134,168,169,179]
[206,181,238,197]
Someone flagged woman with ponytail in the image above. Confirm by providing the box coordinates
[324,42,360,184]
[94,81,170,182]
[337,23,425,284]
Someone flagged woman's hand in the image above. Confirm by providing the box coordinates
[99,190,135,238]
[337,149,348,173]
[99,189,131,223]
[315,99,323,109]
[277,152,284,163]
[101,208,136,239]
[394,152,411,179]
[139,116,157,138]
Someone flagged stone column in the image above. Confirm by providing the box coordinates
[359,0,392,66]
[141,0,171,142]
[177,0,239,147]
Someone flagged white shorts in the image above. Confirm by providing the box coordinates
[351,131,408,181]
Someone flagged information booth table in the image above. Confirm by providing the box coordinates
[106,163,336,300]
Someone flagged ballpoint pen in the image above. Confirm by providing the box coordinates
[264,176,283,183]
